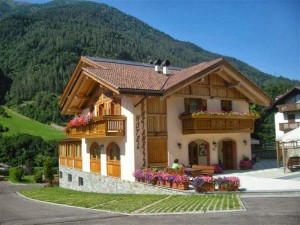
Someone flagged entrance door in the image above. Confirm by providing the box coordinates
[222,141,236,169]
[107,142,121,178]
[188,142,198,165]
[90,143,101,174]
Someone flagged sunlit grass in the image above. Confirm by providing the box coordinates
[20,187,242,214]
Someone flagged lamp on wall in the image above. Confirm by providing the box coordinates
[243,140,247,145]
[213,141,217,148]
[177,143,182,149]
[99,144,104,151]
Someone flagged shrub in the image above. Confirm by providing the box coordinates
[0,169,9,176]
[34,170,44,183]
[43,158,55,186]
[9,167,23,182]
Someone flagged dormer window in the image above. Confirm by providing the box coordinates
[185,98,207,113]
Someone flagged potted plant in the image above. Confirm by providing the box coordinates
[194,176,215,192]
[156,171,165,186]
[132,169,145,182]
[164,174,176,188]
[173,175,190,190]
[213,163,224,174]
[216,176,240,191]
[239,156,253,170]
[144,169,157,184]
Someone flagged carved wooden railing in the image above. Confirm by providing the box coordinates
[277,103,300,112]
[66,115,126,138]
[180,115,255,134]
[279,122,300,131]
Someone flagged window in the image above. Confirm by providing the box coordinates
[287,114,295,123]
[59,144,66,156]
[59,171,63,179]
[91,144,100,160]
[185,98,207,113]
[67,144,73,157]
[221,100,232,112]
[78,177,83,186]
[108,142,121,162]
[68,174,72,182]
[75,144,81,158]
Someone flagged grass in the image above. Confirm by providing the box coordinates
[0,107,65,140]
[6,175,36,184]
[20,187,242,214]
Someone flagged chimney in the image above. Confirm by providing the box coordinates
[162,60,170,75]
[154,59,162,73]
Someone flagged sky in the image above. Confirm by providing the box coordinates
[16,0,300,80]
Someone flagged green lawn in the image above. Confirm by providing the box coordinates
[20,187,242,214]
[7,175,36,184]
[0,107,65,140]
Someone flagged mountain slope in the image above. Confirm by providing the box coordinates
[0,0,298,131]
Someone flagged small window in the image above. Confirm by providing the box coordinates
[68,174,72,182]
[287,114,295,123]
[185,98,207,113]
[75,144,81,158]
[221,100,232,112]
[59,171,63,179]
[78,177,83,186]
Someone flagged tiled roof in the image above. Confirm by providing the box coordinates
[82,56,224,93]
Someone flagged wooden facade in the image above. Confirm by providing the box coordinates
[59,140,82,170]
[180,115,255,134]
[147,98,168,167]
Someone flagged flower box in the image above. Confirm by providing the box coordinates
[218,184,239,191]
[216,176,240,191]
[176,182,189,190]
[164,181,172,188]
[195,183,215,192]
[157,180,165,186]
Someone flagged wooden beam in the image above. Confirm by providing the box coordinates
[75,95,90,100]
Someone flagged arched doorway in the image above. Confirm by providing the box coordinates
[90,143,101,174]
[219,140,237,170]
[106,142,121,178]
[188,140,210,166]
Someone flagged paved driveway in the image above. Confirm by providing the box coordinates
[0,181,299,225]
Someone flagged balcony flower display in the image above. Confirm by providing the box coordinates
[216,176,240,191]
[239,156,253,170]
[190,110,260,119]
[68,113,94,127]
[194,176,215,192]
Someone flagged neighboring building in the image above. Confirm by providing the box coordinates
[268,87,300,140]
[58,56,271,193]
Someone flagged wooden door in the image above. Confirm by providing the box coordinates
[107,142,121,178]
[222,141,236,169]
[147,137,167,167]
[90,143,101,174]
[188,142,198,165]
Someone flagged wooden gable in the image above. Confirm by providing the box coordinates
[59,57,120,115]
[167,60,271,106]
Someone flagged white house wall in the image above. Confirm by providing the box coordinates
[167,96,251,167]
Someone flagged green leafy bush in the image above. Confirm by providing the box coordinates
[34,170,44,183]
[9,167,23,182]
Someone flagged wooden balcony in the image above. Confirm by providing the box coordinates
[180,115,255,134]
[277,103,300,112]
[279,122,300,132]
[66,115,126,139]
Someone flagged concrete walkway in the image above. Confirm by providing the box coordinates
[220,159,300,192]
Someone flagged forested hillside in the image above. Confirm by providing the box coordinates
[0,0,299,141]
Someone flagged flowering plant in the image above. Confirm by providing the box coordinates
[188,110,260,119]
[132,169,144,180]
[194,176,215,188]
[216,176,240,187]
[173,175,190,184]
[213,163,224,174]
[68,113,94,127]
[239,156,253,169]
[144,170,156,183]
[165,174,176,182]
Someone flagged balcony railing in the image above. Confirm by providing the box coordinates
[279,122,300,132]
[277,103,300,112]
[180,115,255,134]
[66,115,126,138]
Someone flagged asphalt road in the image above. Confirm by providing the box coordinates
[0,182,299,225]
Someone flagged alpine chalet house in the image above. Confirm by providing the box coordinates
[58,56,271,193]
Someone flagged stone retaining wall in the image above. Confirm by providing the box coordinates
[59,167,190,195]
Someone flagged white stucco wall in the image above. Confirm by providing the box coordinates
[274,111,300,139]
[167,96,251,168]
